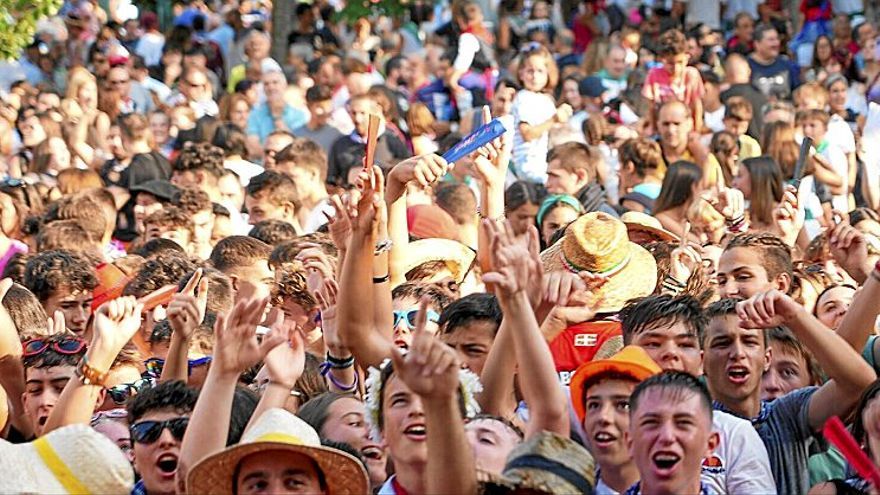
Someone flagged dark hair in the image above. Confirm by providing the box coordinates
[133,238,187,259]
[3,283,48,339]
[177,267,234,316]
[619,138,665,179]
[2,253,30,285]
[299,392,360,435]
[150,319,173,344]
[210,236,272,272]
[376,360,467,432]
[127,380,199,425]
[505,181,547,213]
[228,386,259,445]
[630,371,713,420]
[766,326,824,385]
[248,220,299,245]
[850,379,880,456]
[36,220,96,254]
[653,161,702,215]
[753,23,777,43]
[723,232,793,286]
[392,283,454,313]
[23,333,86,370]
[123,251,195,298]
[439,293,502,336]
[305,84,334,103]
[741,157,784,226]
[274,138,328,181]
[211,123,248,158]
[435,183,477,225]
[850,207,880,227]
[245,170,300,210]
[173,142,225,179]
[173,187,213,215]
[620,295,707,346]
[656,29,687,58]
[711,131,739,185]
[144,206,194,240]
[24,250,98,302]
[704,297,770,348]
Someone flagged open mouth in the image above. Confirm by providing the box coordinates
[592,431,617,447]
[361,445,384,461]
[156,454,179,475]
[652,452,681,473]
[727,366,750,385]
[393,340,409,350]
[37,415,49,427]
[403,424,426,441]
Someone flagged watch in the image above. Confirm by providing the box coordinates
[76,356,108,387]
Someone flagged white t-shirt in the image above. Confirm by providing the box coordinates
[511,89,557,183]
[224,158,263,187]
[818,141,850,212]
[705,105,726,133]
[136,32,165,67]
[705,411,778,495]
[827,114,856,154]
[684,0,724,30]
[453,33,481,72]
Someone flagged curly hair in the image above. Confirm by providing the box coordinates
[173,187,213,216]
[249,220,300,245]
[24,250,99,302]
[272,263,317,310]
[144,206,194,239]
[245,170,301,211]
[173,142,225,178]
[36,220,97,254]
[22,333,87,370]
[44,195,108,243]
[127,380,199,425]
[656,29,687,58]
[123,251,196,298]
[2,283,49,340]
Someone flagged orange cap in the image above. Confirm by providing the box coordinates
[91,263,132,312]
[569,345,662,424]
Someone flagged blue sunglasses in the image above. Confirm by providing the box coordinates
[393,309,440,329]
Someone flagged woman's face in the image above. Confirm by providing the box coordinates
[731,164,752,199]
[149,114,171,145]
[230,100,251,130]
[541,205,579,246]
[322,397,387,487]
[77,81,98,109]
[465,418,521,475]
[815,285,855,331]
[47,137,72,173]
[20,115,46,147]
[816,38,833,62]
[561,79,582,109]
[829,80,848,112]
[508,202,539,237]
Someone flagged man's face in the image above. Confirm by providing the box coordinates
[107,68,131,98]
[545,159,584,195]
[231,260,275,303]
[264,135,295,169]
[43,289,93,335]
[629,388,718,495]
[606,48,627,78]
[440,320,497,376]
[723,117,749,137]
[132,409,189,495]
[307,99,333,126]
[245,191,293,225]
[191,209,215,247]
[716,247,784,299]
[381,375,428,465]
[736,17,755,41]
[583,378,637,470]
[762,342,812,401]
[23,365,76,436]
[280,164,320,200]
[134,193,164,233]
[392,297,440,350]
[350,99,379,138]
[464,418,521,475]
[491,86,516,117]
[802,118,826,141]
[658,104,691,150]
[146,224,191,252]
[263,72,287,100]
[322,397,386,484]
[235,450,326,495]
[631,320,702,375]
[218,174,245,211]
[755,29,780,59]
[182,71,210,102]
[704,315,771,406]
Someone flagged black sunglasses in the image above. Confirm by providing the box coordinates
[130,417,189,444]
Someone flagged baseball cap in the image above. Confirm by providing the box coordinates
[130,180,179,203]
[579,76,606,98]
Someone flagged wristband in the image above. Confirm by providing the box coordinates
[323,368,359,392]
[76,355,109,387]
[325,353,355,369]
[374,239,393,255]
[372,274,390,284]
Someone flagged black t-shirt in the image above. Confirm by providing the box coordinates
[721,83,769,139]
[327,133,409,187]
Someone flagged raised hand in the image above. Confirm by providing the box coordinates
[212,297,287,377]
[471,106,512,189]
[261,308,306,389]
[736,290,804,329]
[0,279,21,358]
[47,310,66,336]
[772,187,805,246]
[315,279,343,351]
[481,219,531,299]
[706,184,745,222]
[829,218,871,282]
[669,222,701,284]
[90,296,144,370]
[325,194,352,252]
[555,103,573,124]
[390,297,461,401]
[167,269,209,340]
[339,166,384,238]
[387,154,450,200]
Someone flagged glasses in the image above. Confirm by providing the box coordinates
[393,309,440,329]
[130,417,189,444]
[106,377,155,405]
[144,356,212,378]
[22,337,86,358]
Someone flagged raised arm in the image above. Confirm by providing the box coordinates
[43,297,144,435]
[0,279,32,438]
[472,106,512,273]
[161,269,209,384]
[483,220,570,437]
[246,309,304,430]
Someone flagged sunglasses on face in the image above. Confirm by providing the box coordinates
[22,337,86,358]
[392,309,440,329]
[144,356,212,378]
[106,377,155,405]
[130,417,189,444]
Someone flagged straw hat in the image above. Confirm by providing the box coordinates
[0,424,134,493]
[620,211,676,243]
[540,212,657,313]
[569,345,662,424]
[401,238,476,284]
[187,408,368,495]
[482,431,596,494]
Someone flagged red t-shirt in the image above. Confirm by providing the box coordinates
[642,65,705,107]
[549,320,622,385]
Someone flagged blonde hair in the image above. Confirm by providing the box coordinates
[66,67,98,110]
[580,38,609,76]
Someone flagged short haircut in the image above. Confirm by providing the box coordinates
[127,380,199,425]
[144,206,194,239]
[620,295,707,345]
[37,220,96,253]
[798,108,830,127]
[173,187,213,215]
[630,371,713,421]
[133,238,187,259]
[177,267,234,316]
[268,235,339,269]
[793,82,828,108]
[305,85,333,103]
[547,142,601,181]
[724,96,753,122]
[209,236,272,272]
[391,282,454,313]
[274,138,328,182]
[248,219,299,245]
[123,251,195,298]
[2,253,29,285]
[118,113,151,142]
[23,333,86,370]
[753,23,777,42]
[245,170,300,209]
[173,142,225,179]
[45,195,108,243]
[766,326,824,385]
[704,297,769,348]
[24,250,98,302]
[272,264,316,310]
[435,183,477,225]
[656,29,687,58]
[438,293,502,336]
[724,232,793,285]
[3,283,49,340]
[211,123,248,158]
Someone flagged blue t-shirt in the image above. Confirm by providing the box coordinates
[748,56,801,100]
[246,102,308,145]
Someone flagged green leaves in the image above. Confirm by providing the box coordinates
[0,0,63,60]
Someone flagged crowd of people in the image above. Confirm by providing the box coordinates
[3,0,880,493]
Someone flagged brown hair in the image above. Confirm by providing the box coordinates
[2,283,49,340]
[724,96,753,122]
[209,235,272,272]
[144,206,194,238]
[118,113,153,147]
[218,93,251,123]
[407,102,436,138]
[56,169,104,195]
[274,138,328,181]
[48,195,109,243]
[619,138,665,179]
[36,220,97,253]
[518,44,559,93]
[724,232,793,286]
[173,187,213,215]
[657,29,687,58]
[547,142,600,181]
[761,121,800,179]
[710,131,739,185]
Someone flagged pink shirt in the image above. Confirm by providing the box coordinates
[642,65,705,107]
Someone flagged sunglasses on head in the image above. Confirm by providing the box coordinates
[22,337,86,358]
[130,417,189,444]
[91,408,128,426]
[144,356,212,378]
[106,377,155,405]
[393,309,440,329]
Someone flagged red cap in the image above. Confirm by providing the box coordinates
[91,263,132,312]
[406,205,458,241]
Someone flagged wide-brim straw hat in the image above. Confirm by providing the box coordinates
[569,345,662,424]
[0,424,134,494]
[481,431,596,494]
[187,408,368,495]
[540,212,657,313]
[401,238,477,284]
[620,211,677,244]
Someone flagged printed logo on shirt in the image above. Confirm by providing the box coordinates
[701,454,725,474]
[574,333,598,347]
[558,371,573,385]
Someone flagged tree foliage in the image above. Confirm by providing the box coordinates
[0,0,64,60]
[335,0,411,24]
